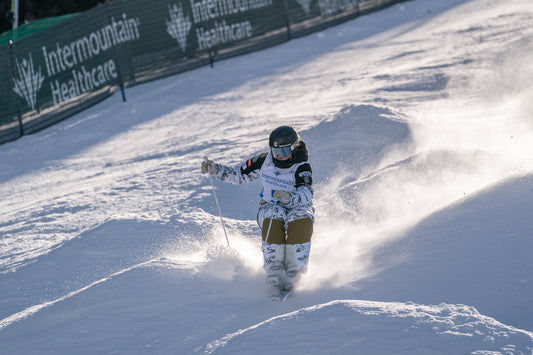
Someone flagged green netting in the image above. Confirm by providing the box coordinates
[0,14,80,46]
[0,0,402,144]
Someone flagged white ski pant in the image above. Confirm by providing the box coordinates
[257,202,314,275]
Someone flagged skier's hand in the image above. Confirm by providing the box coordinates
[202,158,216,175]
[273,190,292,205]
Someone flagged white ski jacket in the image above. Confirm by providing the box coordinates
[212,141,313,209]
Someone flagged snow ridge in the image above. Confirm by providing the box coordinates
[206,300,533,354]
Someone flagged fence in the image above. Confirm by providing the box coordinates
[0,0,402,144]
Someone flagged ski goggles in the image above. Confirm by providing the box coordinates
[270,142,297,160]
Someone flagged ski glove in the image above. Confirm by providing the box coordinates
[273,190,292,205]
[201,158,216,175]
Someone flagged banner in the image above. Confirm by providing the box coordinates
[0,0,401,144]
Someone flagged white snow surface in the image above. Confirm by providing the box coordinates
[1,0,533,353]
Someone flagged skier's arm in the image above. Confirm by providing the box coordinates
[289,163,313,206]
[212,153,267,185]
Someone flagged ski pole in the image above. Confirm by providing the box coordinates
[203,157,230,248]
[264,201,279,244]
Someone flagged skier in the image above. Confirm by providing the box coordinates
[201,126,314,292]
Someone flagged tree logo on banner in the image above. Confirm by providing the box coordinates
[166,4,192,52]
[296,0,312,16]
[13,53,45,111]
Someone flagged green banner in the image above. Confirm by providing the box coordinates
[5,6,118,123]
[0,0,400,144]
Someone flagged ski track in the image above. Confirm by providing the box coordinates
[0,258,163,331]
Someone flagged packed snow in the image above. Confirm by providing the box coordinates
[1,0,533,353]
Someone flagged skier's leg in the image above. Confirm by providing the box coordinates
[261,240,285,286]
[284,204,314,290]
[286,217,313,246]
[284,218,312,289]
[257,203,288,286]
[261,218,286,244]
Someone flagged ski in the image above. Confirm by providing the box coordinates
[268,271,300,302]
[270,289,291,303]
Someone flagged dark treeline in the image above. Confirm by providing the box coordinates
[1,0,102,34]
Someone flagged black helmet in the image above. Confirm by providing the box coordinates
[269,126,300,161]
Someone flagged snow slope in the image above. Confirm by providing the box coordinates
[1,0,533,353]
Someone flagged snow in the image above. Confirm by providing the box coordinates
[1,0,533,353]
